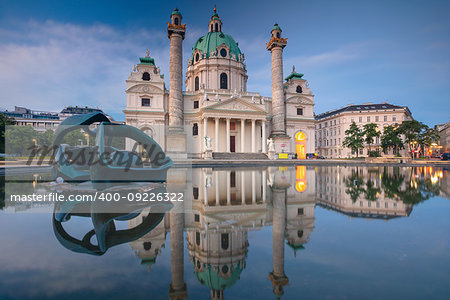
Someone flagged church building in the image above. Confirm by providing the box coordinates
[124,7,315,159]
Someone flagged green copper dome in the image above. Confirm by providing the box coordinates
[271,23,282,32]
[194,262,243,291]
[171,8,181,16]
[191,32,242,63]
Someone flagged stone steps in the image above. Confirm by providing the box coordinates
[212,152,268,160]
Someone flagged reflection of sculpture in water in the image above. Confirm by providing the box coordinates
[52,200,171,256]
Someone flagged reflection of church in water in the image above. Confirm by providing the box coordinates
[128,166,415,299]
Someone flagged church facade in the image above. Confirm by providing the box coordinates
[124,8,315,159]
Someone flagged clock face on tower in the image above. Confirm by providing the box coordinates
[220,48,227,57]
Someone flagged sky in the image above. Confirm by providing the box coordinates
[0,0,449,125]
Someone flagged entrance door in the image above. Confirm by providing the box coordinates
[230,136,236,152]
[295,132,306,159]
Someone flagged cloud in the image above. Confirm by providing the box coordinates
[0,20,170,120]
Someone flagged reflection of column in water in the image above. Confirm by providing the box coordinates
[215,171,220,206]
[227,171,231,205]
[262,170,267,203]
[241,171,246,205]
[269,187,289,298]
[252,171,256,204]
[169,201,187,299]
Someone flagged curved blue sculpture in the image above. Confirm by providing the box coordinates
[52,112,173,182]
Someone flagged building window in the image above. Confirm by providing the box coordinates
[211,24,213,32]
[174,17,179,25]
[193,187,199,199]
[195,76,199,91]
[276,32,280,38]
[141,98,150,107]
[220,48,227,57]
[215,23,219,32]
[384,115,388,121]
[221,233,229,250]
[359,117,362,123]
[142,72,150,81]
[367,116,370,122]
[193,123,198,136]
[195,53,200,62]
[375,116,379,122]
[392,116,396,122]
[220,73,228,89]
[298,208,304,215]
[297,108,303,115]
[194,214,200,222]
[296,85,303,93]
[297,230,304,238]
[351,118,354,123]
[194,100,199,109]
[196,232,200,246]
[143,242,152,250]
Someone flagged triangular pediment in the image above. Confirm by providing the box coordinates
[286,96,314,105]
[126,83,164,94]
[205,97,266,114]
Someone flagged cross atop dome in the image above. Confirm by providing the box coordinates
[209,5,222,32]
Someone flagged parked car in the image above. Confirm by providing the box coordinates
[317,155,325,159]
[306,153,318,159]
[442,153,450,161]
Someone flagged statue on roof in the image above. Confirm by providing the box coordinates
[146,49,150,57]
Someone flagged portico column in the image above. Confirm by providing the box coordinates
[241,119,245,152]
[226,118,231,152]
[262,120,266,153]
[251,119,256,153]
[215,118,219,152]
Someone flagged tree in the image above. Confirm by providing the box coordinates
[421,127,440,157]
[397,120,427,158]
[381,124,404,155]
[37,129,54,147]
[343,122,364,157]
[4,125,37,156]
[363,123,380,155]
[0,114,16,153]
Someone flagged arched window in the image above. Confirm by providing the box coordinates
[220,73,228,89]
[195,53,199,62]
[276,32,280,38]
[174,17,179,25]
[215,23,218,32]
[220,48,227,57]
[296,85,303,93]
[142,72,150,81]
[211,24,213,32]
[195,76,199,91]
[143,242,152,250]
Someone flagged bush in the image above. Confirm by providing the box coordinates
[368,150,381,157]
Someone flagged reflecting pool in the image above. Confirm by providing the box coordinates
[1,165,449,299]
